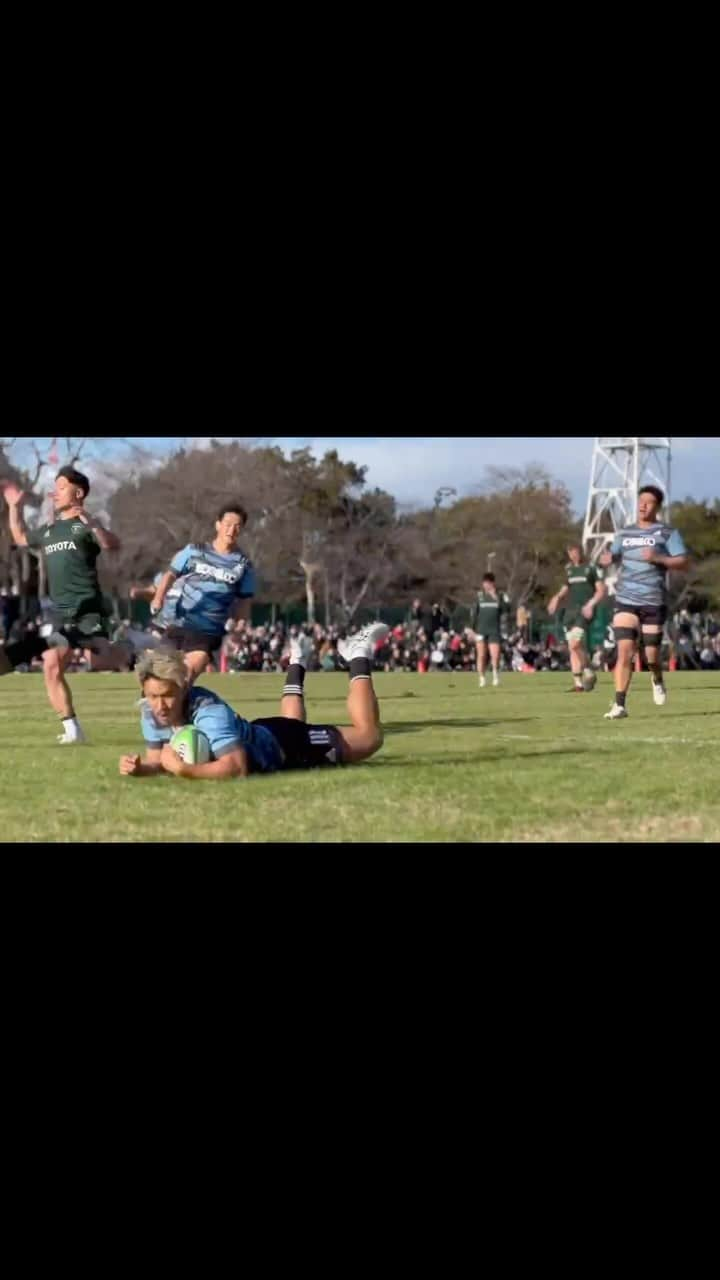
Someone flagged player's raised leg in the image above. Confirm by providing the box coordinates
[43,643,86,743]
[84,636,132,673]
[336,622,387,762]
[604,612,638,720]
[280,631,313,722]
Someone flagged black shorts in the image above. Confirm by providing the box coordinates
[614,602,667,630]
[253,717,345,770]
[43,612,111,652]
[165,627,223,656]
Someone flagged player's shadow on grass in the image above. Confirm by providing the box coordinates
[383,717,539,734]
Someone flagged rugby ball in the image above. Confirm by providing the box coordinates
[169,726,211,764]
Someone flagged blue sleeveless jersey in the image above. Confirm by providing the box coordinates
[167,544,256,635]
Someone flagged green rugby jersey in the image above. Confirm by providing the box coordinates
[565,561,602,609]
[26,517,106,619]
[471,589,508,635]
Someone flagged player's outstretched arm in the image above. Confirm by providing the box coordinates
[2,483,29,546]
[151,570,177,614]
[548,585,568,616]
[160,744,249,780]
[119,747,165,777]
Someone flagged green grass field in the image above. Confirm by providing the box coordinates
[1,671,718,842]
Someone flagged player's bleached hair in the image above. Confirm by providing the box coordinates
[136,648,187,689]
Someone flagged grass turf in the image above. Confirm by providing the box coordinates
[1,671,718,842]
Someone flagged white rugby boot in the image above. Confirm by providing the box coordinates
[478,675,486,688]
[337,622,389,665]
[604,703,628,720]
[290,632,314,666]
[57,727,87,744]
[652,680,667,706]
[57,716,86,745]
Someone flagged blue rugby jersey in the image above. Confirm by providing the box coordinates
[141,686,283,773]
[611,523,687,607]
[168,544,257,635]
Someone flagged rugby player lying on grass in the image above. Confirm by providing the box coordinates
[119,623,389,780]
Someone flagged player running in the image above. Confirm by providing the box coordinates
[599,485,689,720]
[149,500,256,682]
[470,573,509,687]
[547,544,606,693]
[118,623,389,779]
[1,468,121,743]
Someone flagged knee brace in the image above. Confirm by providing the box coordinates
[640,631,662,649]
[613,627,638,642]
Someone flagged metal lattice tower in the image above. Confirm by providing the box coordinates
[583,438,672,563]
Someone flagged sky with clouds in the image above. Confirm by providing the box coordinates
[157,435,719,516]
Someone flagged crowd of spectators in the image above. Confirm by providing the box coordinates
[215,616,572,675]
[2,587,719,674]
[668,609,720,670]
